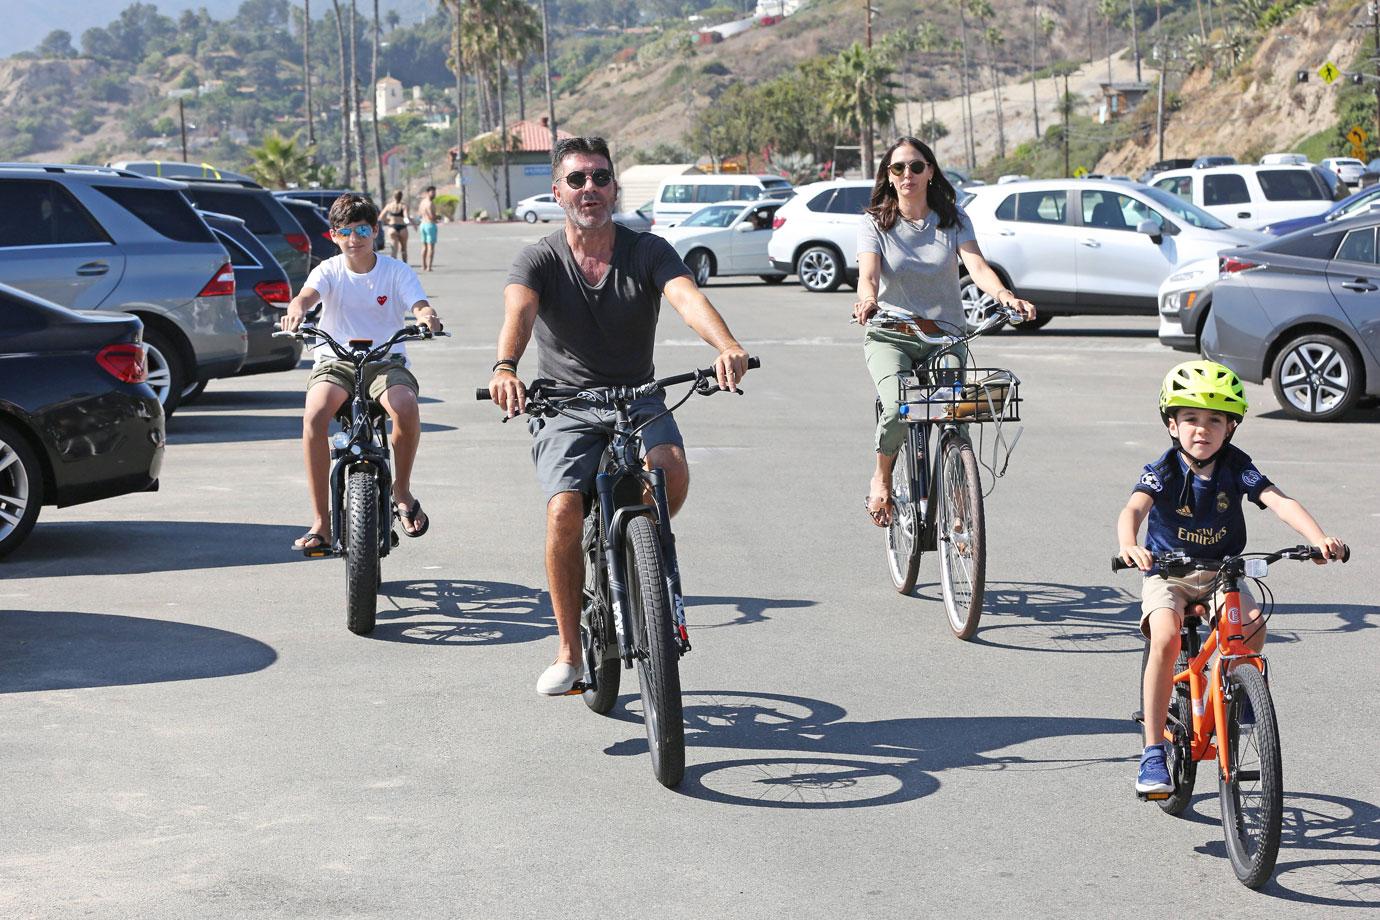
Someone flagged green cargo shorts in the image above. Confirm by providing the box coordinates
[306,356,419,399]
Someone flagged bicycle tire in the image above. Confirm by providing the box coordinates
[884,413,922,594]
[1159,653,1199,816]
[1219,664,1283,889]
[625,514,684,788]
[345,468,379,635]
[581,510,620,714]
[937,436,986,640]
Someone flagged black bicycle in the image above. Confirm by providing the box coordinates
[477,357,759,787]
[860,306,1023,638]
[276,323,443,634]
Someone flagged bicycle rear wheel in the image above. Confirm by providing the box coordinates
[581,509,620,714]
[1219,664,1282,889]
[937,436,986,640]
[345,468,379,635]
[625,514,684,788]
[886,426,922,594]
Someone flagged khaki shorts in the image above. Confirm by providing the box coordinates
[307,356,419,400]
[1139,569,1257,639]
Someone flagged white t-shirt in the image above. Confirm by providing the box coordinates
[304,253,429,366]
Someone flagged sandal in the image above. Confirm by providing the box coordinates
[292,532,328,551]
[864,493,893,528]
[397,499,429,538]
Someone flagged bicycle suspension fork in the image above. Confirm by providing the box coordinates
[647,467,691,655]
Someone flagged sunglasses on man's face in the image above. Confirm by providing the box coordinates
[330,225,376,239]
[562,169,614,189]
[887,159,931,177]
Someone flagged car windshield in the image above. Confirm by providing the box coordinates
[1139,186,1231,229]
[681,205,744,228]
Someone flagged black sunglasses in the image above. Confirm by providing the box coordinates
[887,159,931,177]
[562,169,614,189]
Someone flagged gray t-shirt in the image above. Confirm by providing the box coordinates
[856,206,977,329]
[506,225,691,387]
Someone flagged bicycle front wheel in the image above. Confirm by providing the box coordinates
[581,509,620,715]
[625,514,684,788]
[1219,664,1283,889]
[937,436,986,640]
[886,427,922,594]
[345,468,379,635]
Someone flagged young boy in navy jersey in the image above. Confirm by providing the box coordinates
[1116,361,1344,796]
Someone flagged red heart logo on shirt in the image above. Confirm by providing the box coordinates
[376,295,388,305]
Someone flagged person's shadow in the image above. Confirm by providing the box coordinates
[913,580,1144,654]
[1182,791,1380,905]
[603,689,1129,809]
[368,579,557,646]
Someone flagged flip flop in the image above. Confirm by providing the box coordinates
[292,532,328,551]
[398,499,429,538]
[864,494,892,528]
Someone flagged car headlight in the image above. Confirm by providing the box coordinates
[1163,292,1181,314]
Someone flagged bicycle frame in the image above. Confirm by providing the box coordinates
[326,363,394,561]
[897,408,964,553]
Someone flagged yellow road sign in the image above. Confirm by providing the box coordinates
[1073,166,1088,178]
[1347,125,1369,147]
[1319,61,1340,84]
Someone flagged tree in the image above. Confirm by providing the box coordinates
[248,131,311,188]
[372,0,386,203]
[351,1,368,197]
[330,0,352,184]
[1099,0,1117,84]
[303,1,315,153]
[826,43,897,178]
[35,30,76,59]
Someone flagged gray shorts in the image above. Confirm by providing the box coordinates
[530,393,684,501]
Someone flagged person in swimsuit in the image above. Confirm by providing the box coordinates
[381,190,410,263]
[418,186,438,272]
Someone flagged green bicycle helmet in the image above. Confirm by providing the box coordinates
[1159,360,1248,422]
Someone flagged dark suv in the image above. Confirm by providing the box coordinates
[180,178,312,291]
[0,163,245,416]
[274,188,384,251]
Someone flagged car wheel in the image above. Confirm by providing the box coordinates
[1270,332,1363,421]
[181,379,208,404]
[142,328,186,417]
[959,276,997,331]
[0,419,43,560]
[524,210,538,224]
[760,274,787,285]
[686,249,713,287]
[797,245,843,293]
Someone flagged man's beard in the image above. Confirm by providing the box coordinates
[564,197,611,229]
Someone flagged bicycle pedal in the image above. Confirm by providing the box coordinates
[562,681,591,696]
[1131,710,1145,725]
[1137,790,1171,802]
[302,546,336,559]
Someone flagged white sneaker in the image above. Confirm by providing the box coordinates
[535,661,582,696]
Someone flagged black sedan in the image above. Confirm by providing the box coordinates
[0,283,164,559]
[276,196,337,269]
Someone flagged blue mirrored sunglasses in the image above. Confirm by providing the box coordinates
[330,225,375,239]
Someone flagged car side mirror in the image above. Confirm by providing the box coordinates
[1137,218,1163,243]
[734,222,754,233]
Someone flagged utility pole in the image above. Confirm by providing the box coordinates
[178,98,187,162]
[1373,0,1380,139]
[864,0,872,49]
[1155,1,1165,162]
[1062,71,1071,177]
[1031,5,1040,139]
[540,0,557,153]
[1130,0,1142,82]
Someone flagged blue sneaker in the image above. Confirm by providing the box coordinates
[1136,744,1173,795]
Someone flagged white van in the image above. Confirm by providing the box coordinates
[653,174,794,226]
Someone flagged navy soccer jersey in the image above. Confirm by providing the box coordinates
[1132,445,1273,563]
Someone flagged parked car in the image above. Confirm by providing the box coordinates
[1261,183,1380,236]
[613,200,653,231]
[1202,214,1380,421]
[0,282,164,559]
[1319,156,1367,186]
[273,188,386,252]
[197,211,301,389]
[1259,153,1310,166]
[1150,164,1331,230]
[961,179,1265,328]
[275,196,336,268]
[1312,164,1349,200]
[944,168,984,189]
[1193,155,1237,168]
[108,160,254,182]
[1157,257,1219,351]
[180,178,311,291]
[0,163,245,415]
[996,174,1030,184]
[1138,158,1195,184]
[652,200,787,285]
[653,173,794,227]
[514,193,565,223]
[767,179,873,292]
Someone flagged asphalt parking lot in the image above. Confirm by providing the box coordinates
[2,221,1376,918]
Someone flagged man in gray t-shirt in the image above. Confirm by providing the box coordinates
[485,136,751,697]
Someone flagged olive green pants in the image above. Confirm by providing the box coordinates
[864,329,966,456]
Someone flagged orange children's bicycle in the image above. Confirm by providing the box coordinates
[1114,543,1350,889]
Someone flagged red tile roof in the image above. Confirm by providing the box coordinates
[454,118,574,156]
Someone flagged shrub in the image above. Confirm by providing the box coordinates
[433,193,458,219]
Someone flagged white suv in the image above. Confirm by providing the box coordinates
[1149,165,1331,230]
[766,179,872,292]
[962,179,1265,327]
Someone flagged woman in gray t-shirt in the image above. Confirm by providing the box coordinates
[853,137,1036,526]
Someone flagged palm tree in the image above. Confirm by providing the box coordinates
[330,0,351,184]
[350,1,367,197]
[957,8,975,170]
[827,43,897,178]
[303,0,315,151]
[248,131,311,188]
[372,0,385,203]
[538,0,557,151]
[1099,0,1118,84]
[965,0,1004,161]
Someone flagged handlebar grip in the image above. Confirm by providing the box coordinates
[1111,556,1136,573]
[475,387,493,401]
[747,356,761,369]
[1340,544,1351,563]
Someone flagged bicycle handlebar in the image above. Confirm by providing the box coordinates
[474,356,762,403]
[273,324,445,364]
[856,304,1024,344]
[1111,543,1351,574]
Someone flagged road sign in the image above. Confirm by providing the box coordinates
[1348,125,1369,147]
[1319,61,1341,84]
[1072,166,1088,178]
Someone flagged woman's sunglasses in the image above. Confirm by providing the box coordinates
[330,225,376,239]
[563,169,614,189]
[887,159,931,177]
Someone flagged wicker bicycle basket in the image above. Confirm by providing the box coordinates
[897,367,1022,423]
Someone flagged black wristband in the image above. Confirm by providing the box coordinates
[492,358,518,373]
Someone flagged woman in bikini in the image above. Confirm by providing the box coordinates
[381,190,410,263]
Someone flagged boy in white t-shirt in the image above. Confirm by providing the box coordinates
[279,193,443,551]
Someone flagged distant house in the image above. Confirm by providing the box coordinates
[376,75,404,117]
[1098,82,1152,124]
[452,116,574,218]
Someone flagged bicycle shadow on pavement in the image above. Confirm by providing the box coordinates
[0,609,277,693]
[4,520,311,577]
[686,594,817,629]
[369,579,557,646]
[166,413,456,445]
[604,690,1129,809]
[1182,791,1380,906]
[913,581,1144,655]
[182,390,446,412]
